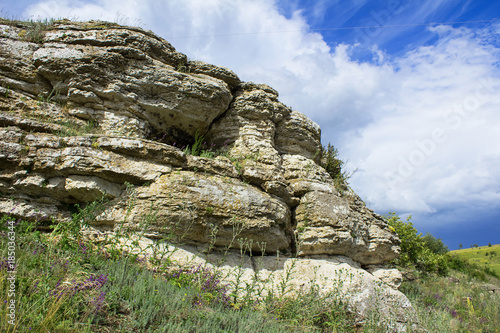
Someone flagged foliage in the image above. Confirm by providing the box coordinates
[183,131,205,156]
[53,194,108,250]
[0,199,368,332]
[0,17,57,43]
[320,143,351,191]
[181,132,231,159]
[422,232,449,255]
[320,143,343,179]
[450,244,500,278]
[387,212,500,332]
[2,196,498,332]
[386,213,499,282]
[54,119,99,137]
[0,217,109,332]
[385,213,449,275]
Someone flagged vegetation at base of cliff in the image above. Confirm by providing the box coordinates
[0,207,361,333]
[386,212,498,279]
[386,213,499,332]
[386,212,450,275]
[401,271,499,333]
[1,202,498,332]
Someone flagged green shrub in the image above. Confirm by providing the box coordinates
[320,143,352,191]
[422,232,449,254]
[385,213,449,275]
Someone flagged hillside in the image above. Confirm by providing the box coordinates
[450,244,500,277]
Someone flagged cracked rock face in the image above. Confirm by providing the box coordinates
[0,20,400,266]
[2,21,233,140]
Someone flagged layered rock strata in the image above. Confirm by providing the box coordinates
[0,19,400,263]
[0,20,412,327]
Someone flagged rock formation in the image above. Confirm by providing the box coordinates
[0,19,414,329]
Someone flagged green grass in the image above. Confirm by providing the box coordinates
[2,212,499,333]
[450,244,500,277]
[401,270,500,333]
[0,211,362,333]
[0,236,289,332]
[0,17,57,43]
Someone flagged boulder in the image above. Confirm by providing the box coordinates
[98,171,292,253]
[295,190,400,264]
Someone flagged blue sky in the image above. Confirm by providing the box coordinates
[2,0,500,249]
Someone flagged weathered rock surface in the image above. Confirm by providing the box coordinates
[365,265,404,290]
[100,171,292,253]
[0,20,400,263]
[295,190,400,264]
[2,21,233,140]
[0,20,411,329]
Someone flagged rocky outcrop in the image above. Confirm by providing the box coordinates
[295,190,400,264]
[0,19,399,264]
[103,171,293,253]
[0,19,411,330]
[2,20,232,140]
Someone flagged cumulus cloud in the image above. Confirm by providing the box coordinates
[24,0,500,231]
[346,24,500,223]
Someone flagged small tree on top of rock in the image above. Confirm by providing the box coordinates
[321,143,352,191]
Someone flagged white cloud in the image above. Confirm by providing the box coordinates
[345,24,500,223]
[24,0,500,229]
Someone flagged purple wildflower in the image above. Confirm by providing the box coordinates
[92,291,107,313]
[30,281,40,294]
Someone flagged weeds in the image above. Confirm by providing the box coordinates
[37,82,62,106]
[401,271,499,333]
[3,85,10,99]
[182,131,231,159]
[321,143,354,192]
[0,211,353,332]
[0,17,57,43]
[53,119,99,137]
[0,194,365,332]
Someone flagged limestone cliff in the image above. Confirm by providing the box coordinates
[0,20,414,329]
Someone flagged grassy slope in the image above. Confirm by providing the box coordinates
[450,244,500,277]
[1,216,360,333]
[2,214,499,333]
[401,270,500,333]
